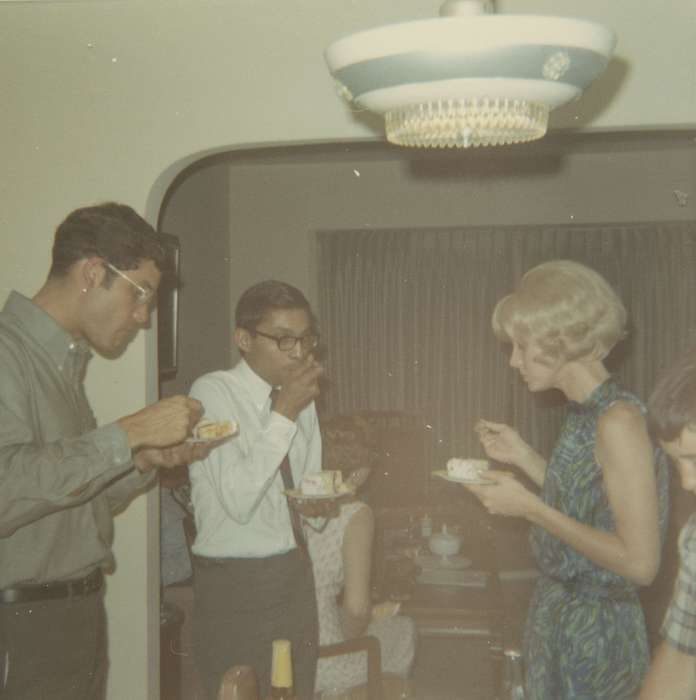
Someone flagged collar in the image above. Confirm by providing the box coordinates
[567,376,617,415]
[3,291,91,376]
[234,358,275,409]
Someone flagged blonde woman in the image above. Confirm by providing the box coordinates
[467,260,669,699]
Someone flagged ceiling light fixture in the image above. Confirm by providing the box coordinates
[324,0,616,148]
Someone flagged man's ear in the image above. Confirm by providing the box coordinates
[80,257,106,291]
[234,327,251,353]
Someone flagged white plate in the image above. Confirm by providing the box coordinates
[431,469,494,486]
[284,485,356,502]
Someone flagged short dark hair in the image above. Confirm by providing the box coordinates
[648,346,696,442]
[49,202,166,277]
[235,280,313,331]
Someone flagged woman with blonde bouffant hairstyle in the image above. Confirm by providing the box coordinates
[466,260,669,700]
[492,259,628,363]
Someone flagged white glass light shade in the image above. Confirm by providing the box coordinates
[324,2,616,148]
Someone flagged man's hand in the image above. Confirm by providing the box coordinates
[272,356,324,422]
[133,439,220,473]
[291,496,340,520]
[118,395,204,450]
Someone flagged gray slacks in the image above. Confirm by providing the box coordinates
[193,548,318,700]
[0,591,107,700]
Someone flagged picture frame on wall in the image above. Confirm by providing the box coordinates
[157,232,180,379]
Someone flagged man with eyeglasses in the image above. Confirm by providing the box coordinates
[0,202,217,700]
[188,280,324,700]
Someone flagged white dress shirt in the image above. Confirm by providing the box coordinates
[188,358,321,558]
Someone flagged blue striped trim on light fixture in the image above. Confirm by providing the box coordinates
[331,45,610,100]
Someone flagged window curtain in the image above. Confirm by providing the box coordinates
[317,222,696,478]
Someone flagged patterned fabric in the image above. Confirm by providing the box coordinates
[306,501,416,695]
[525,378,670,700]
[662,513,696,655]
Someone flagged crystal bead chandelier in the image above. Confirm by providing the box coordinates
[324,1,616,148]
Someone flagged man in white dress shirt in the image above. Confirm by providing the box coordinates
[188,280,324,700]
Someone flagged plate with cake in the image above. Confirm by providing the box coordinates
[284,470,357,502]
[432,457,494,485]
[187,419,239,444]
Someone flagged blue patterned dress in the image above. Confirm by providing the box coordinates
[524,379,669,700]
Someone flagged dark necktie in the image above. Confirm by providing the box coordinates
[270,389,308,557]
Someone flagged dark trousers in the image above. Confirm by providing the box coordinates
[0,591,107,700]
[193,549,318,700]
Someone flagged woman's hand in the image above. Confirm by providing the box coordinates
[466,471,540,519]
[372,601,401,620]
[475,420,547,486]
[475,420,529,465]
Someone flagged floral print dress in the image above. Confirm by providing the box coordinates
[524,379,669,699]
[306,501,416,695]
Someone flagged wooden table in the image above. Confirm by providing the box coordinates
[402,579,503,640]
[378,514,507,697]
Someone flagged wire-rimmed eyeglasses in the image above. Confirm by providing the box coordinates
[253,329,320,352]
[105,262,154,305]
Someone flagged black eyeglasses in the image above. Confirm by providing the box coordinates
[253,329,319,352]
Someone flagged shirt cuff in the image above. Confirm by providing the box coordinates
[267,410,298,451]
[92,422,133,469]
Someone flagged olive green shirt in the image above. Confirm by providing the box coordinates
[0,292,154,588]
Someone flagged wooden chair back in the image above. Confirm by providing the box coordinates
[317,636,382,700]
[317,635,412,700]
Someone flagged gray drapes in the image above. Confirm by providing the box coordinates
[317,221,696,476]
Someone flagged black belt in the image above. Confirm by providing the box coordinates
[0,569,103,604]
[192,550,303,568]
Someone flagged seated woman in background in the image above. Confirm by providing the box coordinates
[305,414,416,697]
[466,260,669,700]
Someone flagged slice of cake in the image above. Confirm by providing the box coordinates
[300,470,344,496]
[446,457,489,481]
[193,419,237,441]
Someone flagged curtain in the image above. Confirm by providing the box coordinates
[317,221,696,484]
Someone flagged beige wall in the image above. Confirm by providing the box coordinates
[1,1,694,697]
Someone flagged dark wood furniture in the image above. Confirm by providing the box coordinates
[376,506,506,698]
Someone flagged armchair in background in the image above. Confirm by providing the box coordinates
[318,635,411,700]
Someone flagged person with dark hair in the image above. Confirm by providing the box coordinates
[188,280,324,700]
[640,348,696,700]
[0,202,215,700]
[49,201,168,277]
[307,414,416,697]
